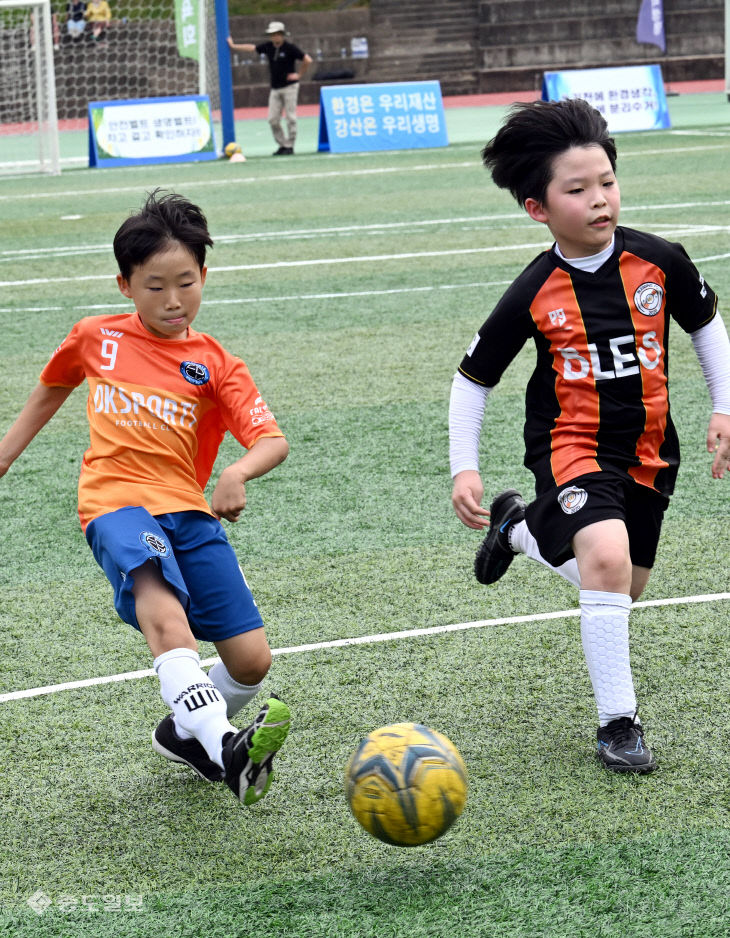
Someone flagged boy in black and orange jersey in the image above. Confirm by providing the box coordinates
[449,99,730,772]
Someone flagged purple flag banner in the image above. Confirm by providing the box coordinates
[636,0,666,53]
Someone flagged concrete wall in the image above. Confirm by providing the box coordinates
[228,9,371,107]
[478,0,725,92]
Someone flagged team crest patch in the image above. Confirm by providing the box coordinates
[634,282,664,317]
[180,361,210,385]
[558,486,588,515]
[140,531,170,557]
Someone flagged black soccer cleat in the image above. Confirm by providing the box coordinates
[474,489,526,585]
[152,714,224,783]
[596,716,656,773]
[222,697,291,805]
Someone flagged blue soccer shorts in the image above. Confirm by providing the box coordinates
[85,507,264,642]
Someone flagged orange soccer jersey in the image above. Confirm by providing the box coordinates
[40,312,284,530]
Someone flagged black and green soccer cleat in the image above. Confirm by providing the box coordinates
[222,696,291,805]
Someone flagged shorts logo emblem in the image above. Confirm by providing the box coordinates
[180,361,210,385]
[634,282,663,316]
[558,486,588,514]
[140,531,170,556]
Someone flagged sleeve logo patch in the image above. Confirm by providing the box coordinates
[634,282,664,317]
[180,361,211,385]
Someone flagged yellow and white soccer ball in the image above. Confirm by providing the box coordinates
[345,722,467,846]
[223,141,245,161]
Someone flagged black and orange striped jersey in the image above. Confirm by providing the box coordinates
[458,226,718,496]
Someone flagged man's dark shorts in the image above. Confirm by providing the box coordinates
[525,472,669,569]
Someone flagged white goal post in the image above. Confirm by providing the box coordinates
[0,0,60,175]
[0,0,233,176]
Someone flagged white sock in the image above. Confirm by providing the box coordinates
[208,660,263,719]
[509,519,581,587]
[154,648,237,768]
[579,589,637,726]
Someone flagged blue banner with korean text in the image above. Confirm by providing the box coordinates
[542,65,670,133]
[318,80,449,153]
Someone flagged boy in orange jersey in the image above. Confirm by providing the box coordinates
[0,190,291,804]
[450,99,730,772]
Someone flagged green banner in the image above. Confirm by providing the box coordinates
[175,0,200,61]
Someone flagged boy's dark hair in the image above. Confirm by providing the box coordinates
[113,189,213,280]
[481,98,617,207]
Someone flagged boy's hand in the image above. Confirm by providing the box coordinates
[707,412,730,479]
[211,467,247,522]
[452,469,490,529]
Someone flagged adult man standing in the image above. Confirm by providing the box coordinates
[228,21,313,156]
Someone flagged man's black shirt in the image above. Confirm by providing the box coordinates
[255,41,306,88]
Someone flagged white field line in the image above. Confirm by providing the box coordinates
[0,592,727,705]
[1,192,728,281]
[0,242,553,287]
[4,258,730,316]
[2,204,730,266]
[0,140,727,203]
[3,222,730,290]
[0,279,517,315]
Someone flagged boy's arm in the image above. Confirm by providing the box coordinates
[690,314,730,479]
[227,36,256,53]
[211,435,289,522]
[449,373,491,529]
[0,383,74,477]
[707,413,730,479]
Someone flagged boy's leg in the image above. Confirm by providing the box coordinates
[133,560,237,770]
[86,508,235,775]
[480,479,659,772]
[210,625,290,805]
[508,518,581,587]
[573,520,654,772]
[209,629,271,717]
[169,514,291,803]
[474,490,581,587]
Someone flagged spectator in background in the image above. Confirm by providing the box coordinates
[227,21,312,156]
[66,1,86,40]
[85,0,111,42]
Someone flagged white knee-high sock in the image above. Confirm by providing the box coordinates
[579,589,637,726]
[154,648,237,769]
[509,519,581,587]
[208,660,263,719]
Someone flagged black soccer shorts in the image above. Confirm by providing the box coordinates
[525,471,669,569]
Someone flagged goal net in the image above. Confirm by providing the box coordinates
[0,0,60,174]
[0,0,226,175]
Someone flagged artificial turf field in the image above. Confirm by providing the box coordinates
[0,91,729,937]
